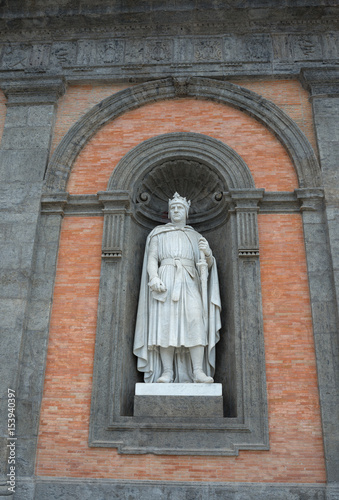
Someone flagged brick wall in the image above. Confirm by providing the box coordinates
[66,95,299,194]
[36,81,325,482]
[50,83,129,157]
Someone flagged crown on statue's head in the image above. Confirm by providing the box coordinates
[168,192,191,213]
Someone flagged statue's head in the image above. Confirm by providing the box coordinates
[168,193,191,222]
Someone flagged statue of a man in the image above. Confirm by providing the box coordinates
[134,193,221,383]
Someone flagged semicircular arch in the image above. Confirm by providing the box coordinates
[108,132,255,230]
[44,77,321,192]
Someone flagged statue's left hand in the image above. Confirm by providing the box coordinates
[199,237,212,257]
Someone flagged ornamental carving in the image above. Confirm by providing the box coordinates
[194,40,222,61]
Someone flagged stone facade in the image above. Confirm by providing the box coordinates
[0,1,338,499]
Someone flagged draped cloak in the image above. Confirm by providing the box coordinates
[133,223,221,383]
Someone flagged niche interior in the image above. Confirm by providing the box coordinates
[89,132,268,455]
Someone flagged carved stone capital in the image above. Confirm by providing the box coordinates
[40,192,69,215]
[97,191,130,260]
[300,68,339,98]
[229,189,264,257]
[230,189,265,211]
[295,188,324,211]
[0,76,66,105]
[97,191,130,214]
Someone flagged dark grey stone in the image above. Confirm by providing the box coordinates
[15,438,37,477]
[32,478,328,500]
[134,396,224,418]
[1,127,52,151]
[26,301,51,331]
[0,150,49,183]
[0,83,62,487]
[3,107,28,128]
[11,477,34,500]
[27,105,54,126]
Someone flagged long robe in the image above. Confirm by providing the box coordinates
[133,223,221,383]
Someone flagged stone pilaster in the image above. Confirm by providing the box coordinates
[300,68,339,485]
[0,77,65,497]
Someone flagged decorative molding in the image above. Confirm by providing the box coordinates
[300,67,339,98]
[98,191,130,260]
[17,477,332,500]
[108,133,254,232]
[41,191,305,217]
[0,5,338,42]
[44,77,321,194]
[295,188,325,211]
[228,189,264,258]
[0,76,66,105]
[40,192,69,215]
[0,33,338,83]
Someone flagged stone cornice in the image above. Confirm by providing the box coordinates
[40,190,325,217]
[0,6,338,41]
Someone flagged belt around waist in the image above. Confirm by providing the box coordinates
[160,258,195,267]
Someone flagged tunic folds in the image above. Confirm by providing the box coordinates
[148,229,207,348]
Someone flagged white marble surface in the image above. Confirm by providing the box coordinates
[135,383,222,396]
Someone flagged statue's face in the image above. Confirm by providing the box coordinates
[169,202,187,224]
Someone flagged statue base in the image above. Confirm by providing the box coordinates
[134,383,223,418]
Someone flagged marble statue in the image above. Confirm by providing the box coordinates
[133,193,221,383]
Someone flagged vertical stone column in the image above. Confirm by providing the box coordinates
[300,68,339,489]
[0,78,65,497]
[230,189,268,433]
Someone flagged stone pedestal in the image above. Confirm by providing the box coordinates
[134,383,223,418]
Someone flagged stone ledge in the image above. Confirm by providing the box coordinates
[15,478,331,500]
[134,395,223,418]
[135,382,222,396]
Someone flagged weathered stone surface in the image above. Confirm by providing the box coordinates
[135,383,222,396]
[134,395,224,418]
[32,478,328,500]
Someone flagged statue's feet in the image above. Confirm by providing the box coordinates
[157,370,174,383]
[193,369,213,383]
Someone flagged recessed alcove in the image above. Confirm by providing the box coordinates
[89,132,269,454]
[133,158,227,229]
[120,156,234,418]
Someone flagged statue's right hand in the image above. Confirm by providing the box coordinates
[148,276,167,293]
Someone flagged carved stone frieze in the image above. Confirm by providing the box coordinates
[0,33,337,80]
[194,40,223,62]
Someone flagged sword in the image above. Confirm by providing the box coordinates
[197,249,208,328]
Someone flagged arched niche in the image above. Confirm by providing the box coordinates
[90,132,269,455]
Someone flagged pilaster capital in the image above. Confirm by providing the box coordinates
[300,68,339,99]
[97,191,131,213]
[41,192,69,216]
[229,188,265,211]
[295,188,324,211]
[0,76,66,106]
